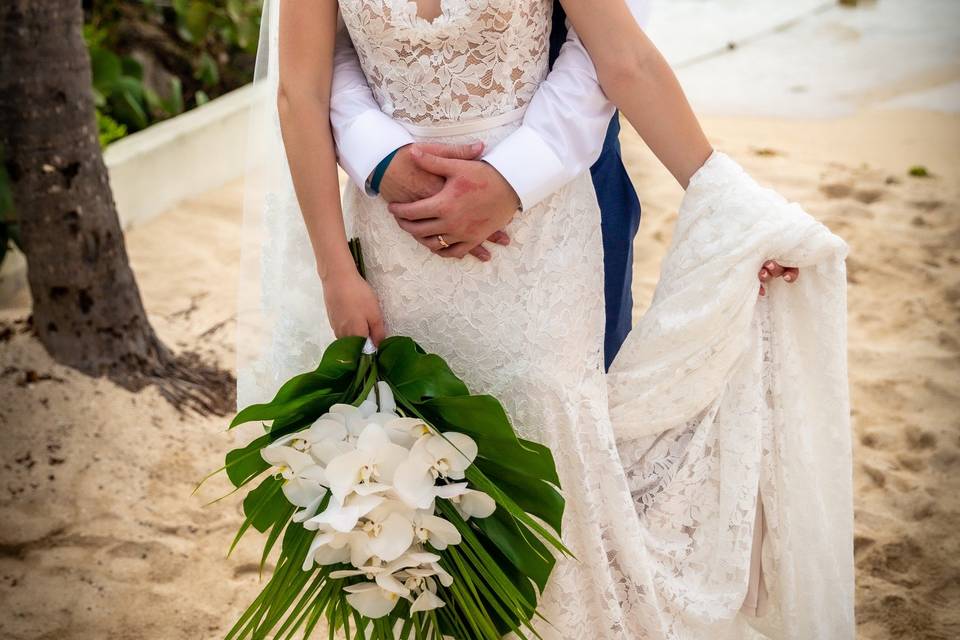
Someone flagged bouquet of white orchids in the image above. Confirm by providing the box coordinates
[214,241,569,640]
[260,383,499,619]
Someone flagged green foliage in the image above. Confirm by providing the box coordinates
[0,143,18,270]
[220,334,570,639]
[83,0,261,145]
[96,110,129,147]
[908,165,931,178]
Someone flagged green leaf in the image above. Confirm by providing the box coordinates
[473,508,555,593]
[230,474,283,553]
[422,396,561,487]
[120,55,143,81]
[237,19,260,52]
[230,388,340,430]
[167,77,185,114]
[89,48,122,93]
[196,51,220,86]
[229,337,365,428]
[476,457,565,534]
[243,475,292,533]
[226,0,244,22]
[377,337,469,401]
[225,434,271,487]
[113,75,145,101]
[183,4,212,44]
[108,85,148,131]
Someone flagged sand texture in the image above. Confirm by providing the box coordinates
[1,108,958,639]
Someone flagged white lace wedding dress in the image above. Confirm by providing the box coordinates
[237,1,855,638]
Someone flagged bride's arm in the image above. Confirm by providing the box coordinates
[558,0,798,289]
[557,0,713,189]
[277,1,386,343]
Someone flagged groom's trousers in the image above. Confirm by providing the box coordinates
[592,116,642,370]
[550,6,643,369]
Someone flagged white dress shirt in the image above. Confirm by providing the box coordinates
[330,2,651,211]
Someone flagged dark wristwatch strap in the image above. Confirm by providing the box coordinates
[369,147,401,195]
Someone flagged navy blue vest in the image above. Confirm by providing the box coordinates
[550,4,642,369]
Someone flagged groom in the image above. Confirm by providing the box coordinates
[330,1,652,370]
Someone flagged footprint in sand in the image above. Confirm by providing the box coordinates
[106,539,183,583]
[854,534,876,555]
[819,182,854,199]
[910,199,944,212]
[233,562,270,579]
[877,538,925,577]
[904,425,938,451]
[853,188,884,204]
[861,463,887,488]
[896,453,927,473]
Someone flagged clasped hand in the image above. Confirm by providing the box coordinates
[378,142,518,261]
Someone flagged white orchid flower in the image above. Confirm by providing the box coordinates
[450,488,497,520]
[292,493,327,524]
[406,563,454,588]
[420,432,478,480]
[409,588,446,613]
[412,511,462,550]
[348,500,416,566]
[331,551,439,619]
[300,418,352,465]
[383,417,432,449]
[304,493,385,533]
[401,566,450,613]
[327,403,378,440]
[341,580,405,619]
[325,424,409,505]
[374,381,396,414]
[261,440,327,508]
[331,549,435,584]
[393,433,479,509]
[302,528,353,570]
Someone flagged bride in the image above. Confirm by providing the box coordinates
[238,0,855,638]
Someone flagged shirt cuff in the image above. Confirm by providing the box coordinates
[481,125,569,211]
[335,110,415,194]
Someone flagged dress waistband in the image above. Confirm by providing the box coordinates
[398,106,527,138]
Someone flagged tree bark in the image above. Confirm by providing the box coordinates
[0,0,234,415]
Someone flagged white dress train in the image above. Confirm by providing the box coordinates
[238,0,855,637]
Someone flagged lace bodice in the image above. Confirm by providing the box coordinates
[338,0,553,124]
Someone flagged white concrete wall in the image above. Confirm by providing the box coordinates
[104,83,256,230]
[1,85,256,305]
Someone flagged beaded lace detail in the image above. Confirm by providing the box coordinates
[338,0,552,123]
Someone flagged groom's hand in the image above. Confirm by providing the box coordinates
[379,143,510,261]
[387,144,520,260]
[377,144,445,204]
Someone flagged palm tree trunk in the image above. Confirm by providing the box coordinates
[0,0,233,415]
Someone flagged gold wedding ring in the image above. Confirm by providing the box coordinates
[437,234,450,249]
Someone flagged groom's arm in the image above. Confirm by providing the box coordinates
[482,0,652,210]
[329,17,415,193]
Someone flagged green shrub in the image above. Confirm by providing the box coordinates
[0,144,17,270]
[84,0,261,146]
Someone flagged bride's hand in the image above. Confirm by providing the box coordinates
[322,270,387,345]
[758,260,799,297]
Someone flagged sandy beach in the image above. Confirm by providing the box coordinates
[2,2,959,638]
[1,106,957,640]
